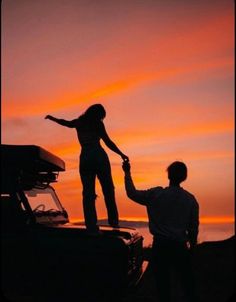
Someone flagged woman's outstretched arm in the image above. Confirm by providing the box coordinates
[100,122,129,161]
[45,115,78,128]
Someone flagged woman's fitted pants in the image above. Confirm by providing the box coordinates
[79,147,119,231]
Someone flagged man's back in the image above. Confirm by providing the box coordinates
[146,186,199,242]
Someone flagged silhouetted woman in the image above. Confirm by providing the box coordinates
[45,104,128,233]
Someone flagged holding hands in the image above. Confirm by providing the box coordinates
[122,159,131,173]
[121,154,129,162]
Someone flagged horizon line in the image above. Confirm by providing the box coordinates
[69,216,235,224]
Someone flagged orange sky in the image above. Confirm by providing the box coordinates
[2,0,234,223]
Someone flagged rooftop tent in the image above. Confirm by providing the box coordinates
[1,145,65,172]
[1,145,65,192]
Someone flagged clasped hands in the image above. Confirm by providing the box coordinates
[122,158,131,173]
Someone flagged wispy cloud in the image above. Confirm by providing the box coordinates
[2,56,233,119]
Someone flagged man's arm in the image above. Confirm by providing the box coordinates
[45,115,78,128]
[188,200,199,249]
[122,161,153,206]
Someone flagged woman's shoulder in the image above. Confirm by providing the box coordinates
[77,117,104,131]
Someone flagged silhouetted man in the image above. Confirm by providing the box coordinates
[122,160,199,302]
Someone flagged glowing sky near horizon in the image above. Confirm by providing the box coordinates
[2,0,234,222]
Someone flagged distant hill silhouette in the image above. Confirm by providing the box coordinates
[74,219,149,228]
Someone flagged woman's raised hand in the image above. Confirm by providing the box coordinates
[45,115,53,120]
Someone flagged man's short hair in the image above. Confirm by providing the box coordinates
[167,161,187,183]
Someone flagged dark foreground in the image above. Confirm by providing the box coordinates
[123,236,235,302]
[2,236,234,302]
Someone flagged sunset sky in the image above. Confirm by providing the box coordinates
[2,0,234,223]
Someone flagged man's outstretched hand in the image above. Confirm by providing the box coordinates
[122,159,131,173]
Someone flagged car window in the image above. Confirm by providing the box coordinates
[24,187,62,213]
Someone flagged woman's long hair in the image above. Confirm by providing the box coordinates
[78,104,106,129]
[85,104,106,120]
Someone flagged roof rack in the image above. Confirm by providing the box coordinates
[1,145,65,192]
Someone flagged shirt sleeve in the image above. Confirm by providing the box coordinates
[124,172,159,206]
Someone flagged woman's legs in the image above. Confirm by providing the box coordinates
[79,147,119,229]
[96,150,119,227]
[80,150,99,232]
[98,173,119,227]
[80,172,99,232]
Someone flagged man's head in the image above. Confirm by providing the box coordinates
[167,161,187,185]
